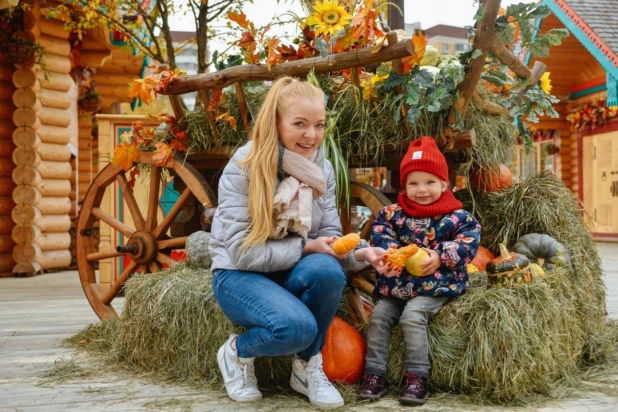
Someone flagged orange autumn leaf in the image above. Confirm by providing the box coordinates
[266,38,281,69]
[216,112,237,131]
[112,141,141,171]
[276,44,301,61]
[152,141,173,166]
[170,137,189,152]
[238,31,255,48]
[401,31,427,73]
[208,88,223,111]
[128,77,157,105]
[227,10,251,30]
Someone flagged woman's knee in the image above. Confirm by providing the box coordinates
[273,311,318,353]
[295,254,346,290]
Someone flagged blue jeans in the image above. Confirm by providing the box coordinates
[364,296,449,378]
[212,254,346,361]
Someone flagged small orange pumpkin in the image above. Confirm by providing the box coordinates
[321,316,366,384]
[470,164,513,193]
[470,245,495,271]
[332,233,361,255]
[383,244,419,270]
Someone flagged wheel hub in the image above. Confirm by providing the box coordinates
[116,230,158,265]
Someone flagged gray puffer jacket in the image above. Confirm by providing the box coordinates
[209,141,369,273]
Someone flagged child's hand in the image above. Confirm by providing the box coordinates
[420,248,441,276]
[375,257,403,278]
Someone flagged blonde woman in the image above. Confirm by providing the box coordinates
[209,76,384,408]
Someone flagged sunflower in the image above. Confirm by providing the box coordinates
[305,0,353,38]
[540,72,552,95]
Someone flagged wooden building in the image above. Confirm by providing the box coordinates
[0,0,145,276]
[526,0,618,239]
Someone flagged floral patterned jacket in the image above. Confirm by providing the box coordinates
[371,204,481,300]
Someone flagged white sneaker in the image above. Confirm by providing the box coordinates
[290,353,344,408]
[217,334,262,402]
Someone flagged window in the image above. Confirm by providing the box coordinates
[509,136,558,183]
[442,44,450,54]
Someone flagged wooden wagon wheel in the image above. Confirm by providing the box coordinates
[343,181,392,324]
[77,152,217,320]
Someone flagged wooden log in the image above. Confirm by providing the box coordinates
[13,127,39,147]
[36,249,71,269]
[78,160,92,173]
[13,68,37,88]
[13,242,42,263]
[39,124,71,144]
[38,160,72,179]
[39,143,72,162]
[38,71,73,93]
[12,204,71,232]
[0,234,14,253]
[0,140,16,158]
[78,139,92,150]
[11,203,40,224]
[0,119,15,134]
[11,223,41,243]
[13,185,42,205]
[448,0,500,126]
[472,91,510,117]
[12,261,42,276]
[0,253,16,272]
[37,34,71,57]
[0,158,15,175]
[13,146,41,167]
[163,38,415,94]
[38,106,71,128]
[37,196,71,214]
[40,54,72,75]
[37,232,71,251]
[80,50,112,68]
[490,37,531,80]
[0,177,16,196]
[79,149,92,161]
[39,88,71,110]
[12,107,40,129]
[0,81,15,101]
[0,196,15,215]
[37,18,70,40]
[0,100,16,119]
[0,62,15,79]
[0,215,14,234]
[12,165,71,196]
[12,87,37,108]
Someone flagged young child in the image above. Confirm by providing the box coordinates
[358,136,481,405]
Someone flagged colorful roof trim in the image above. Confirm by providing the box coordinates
[542,0,618,107]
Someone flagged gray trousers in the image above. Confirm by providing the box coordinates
[364,295,449,378]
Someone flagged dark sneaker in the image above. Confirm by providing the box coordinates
[399,372,428,405]
[358,374,387,400]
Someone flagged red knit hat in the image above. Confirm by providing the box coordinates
[400,136,449,188]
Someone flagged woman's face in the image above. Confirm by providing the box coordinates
[405,171,448,205]
[278,96,326,159]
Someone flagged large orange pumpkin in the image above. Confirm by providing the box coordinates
[470,164,513,192]
[321,316,366,384]
[470,245,495,271]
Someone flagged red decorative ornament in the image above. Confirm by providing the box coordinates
[321,316,366,384]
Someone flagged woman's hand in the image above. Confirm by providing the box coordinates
[305,236,347,258]
[420,248,441,276]
[354,246,385,268]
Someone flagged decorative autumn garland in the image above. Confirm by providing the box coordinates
[565,100,618,132]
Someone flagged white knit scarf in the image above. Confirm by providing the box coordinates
[271,147,326,239]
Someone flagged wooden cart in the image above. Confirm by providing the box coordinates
[76,0,545,322]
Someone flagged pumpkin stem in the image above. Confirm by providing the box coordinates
[498,243,510,259]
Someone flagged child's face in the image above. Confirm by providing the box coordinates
[278,96,326,159]
[405,171,448,205]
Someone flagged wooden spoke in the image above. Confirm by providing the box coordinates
[116,174,145,230]
[145,166,161,232]
[86,250,123,262]
[359,215,374,241]
[102,260,138,305]
[156,252,175,267]
[153,187,192,238]
[148,260,162,273]
[158,236,188,250]
[92,207,135,238]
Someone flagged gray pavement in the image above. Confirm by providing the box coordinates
[0,242,617,411]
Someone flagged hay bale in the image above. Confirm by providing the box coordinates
[71,174,617,405]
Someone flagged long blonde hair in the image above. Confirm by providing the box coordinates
[240,76,325,247]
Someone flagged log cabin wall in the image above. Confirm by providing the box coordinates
[0,56,17,276]
[10,4,72,275]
